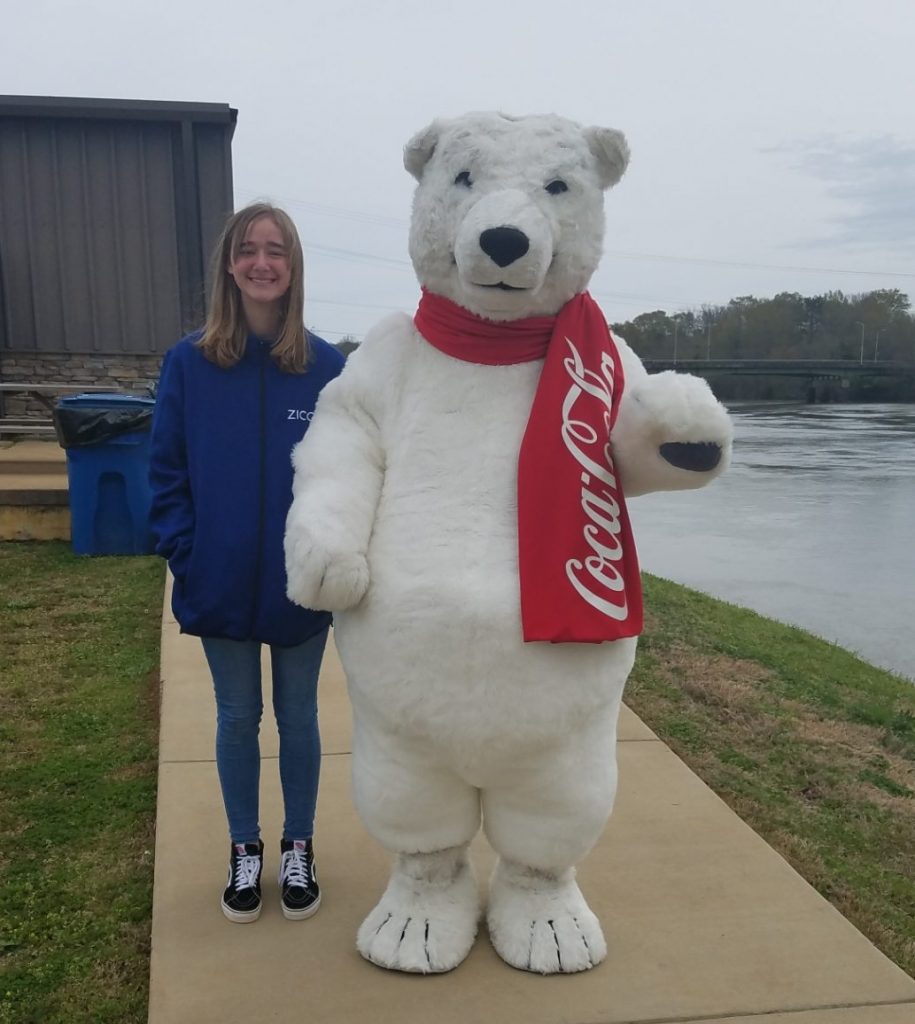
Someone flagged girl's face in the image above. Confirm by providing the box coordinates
[227,216,292,312]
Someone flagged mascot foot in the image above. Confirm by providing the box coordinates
[487,859,607,974]
[357,847,479,973]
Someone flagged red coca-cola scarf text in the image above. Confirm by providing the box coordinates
[414,289,643,643]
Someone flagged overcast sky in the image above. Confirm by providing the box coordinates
[4,0,914,344]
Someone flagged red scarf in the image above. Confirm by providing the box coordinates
[414,289,643,644]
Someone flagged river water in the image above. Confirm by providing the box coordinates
[627,403,915,682]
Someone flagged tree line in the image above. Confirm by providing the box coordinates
[609,288,915,401]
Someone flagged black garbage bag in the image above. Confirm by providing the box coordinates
[53,395,155,449]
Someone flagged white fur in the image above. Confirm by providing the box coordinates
[285,112,732,974]
[356,847,479,973]
[405,111,623,320]
[488,861,607,973]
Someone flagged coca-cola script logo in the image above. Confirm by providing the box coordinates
[560,338,628,622]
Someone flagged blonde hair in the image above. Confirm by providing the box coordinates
[197,203,310,373]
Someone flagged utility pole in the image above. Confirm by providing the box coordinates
[874,327,886,361]
[673,320,679,363]
[706,321,712,360]
[855,321,865,364]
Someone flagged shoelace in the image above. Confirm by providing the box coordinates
[233,853,261,891]
[280,848,310,889]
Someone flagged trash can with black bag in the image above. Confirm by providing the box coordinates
[53,393,157,555]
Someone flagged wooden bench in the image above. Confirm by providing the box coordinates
[0,417,59,437]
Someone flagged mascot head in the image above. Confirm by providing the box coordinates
[404,111,629,321]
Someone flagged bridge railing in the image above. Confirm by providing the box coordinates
[642,358,912,377]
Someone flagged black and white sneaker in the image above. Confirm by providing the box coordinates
[279,838,321,920]
[221,840,264,923]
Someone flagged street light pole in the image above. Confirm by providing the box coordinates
[673,321,679,363]
[855,320,865,364]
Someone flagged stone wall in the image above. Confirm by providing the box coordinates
[0,353,163,418]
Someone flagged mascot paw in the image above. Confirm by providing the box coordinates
[614,370,733,493]
[632,371,731,444]
[487,860,606,974]
[285,534,369,612]
[357,851,479,973]
[316,551,370,609]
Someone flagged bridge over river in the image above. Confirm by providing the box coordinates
[642,359,914,400]
[642,358,913,379]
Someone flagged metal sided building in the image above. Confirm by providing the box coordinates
[0,95,237,407]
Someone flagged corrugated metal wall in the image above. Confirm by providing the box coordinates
[0,97,236,356]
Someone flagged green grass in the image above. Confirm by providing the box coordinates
[2,546,913,1018]
[628,573,915,978]
[0,542,164,1024]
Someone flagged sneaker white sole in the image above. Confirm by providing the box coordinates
[221,900,262,924]
[281,893,321,921]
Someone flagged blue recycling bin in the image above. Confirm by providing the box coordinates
[54,393,156,556]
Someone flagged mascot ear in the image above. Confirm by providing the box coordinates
[584,126,630,189]
[404,121,441,180]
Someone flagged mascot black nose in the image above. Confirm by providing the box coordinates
[479,226,530,267]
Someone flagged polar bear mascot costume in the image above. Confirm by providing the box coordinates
[285,111,732,975]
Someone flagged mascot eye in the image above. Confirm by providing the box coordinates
[454,170,473,188]
[545,179,569,195]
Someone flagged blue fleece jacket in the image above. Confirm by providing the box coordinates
[148,331,345,646]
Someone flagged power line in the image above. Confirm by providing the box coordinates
[302,236,915,283]
[237,185,915,279]
[308,297,408,313]
[591,290,694,313]
[307,326,355,338]
[236,186,406,230]
[304,242,412,270]
[604,249,915,279]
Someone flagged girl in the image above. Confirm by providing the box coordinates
[149,203,345,923]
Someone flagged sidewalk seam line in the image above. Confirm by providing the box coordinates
[159,751,353,766]
[586,994,915,1024]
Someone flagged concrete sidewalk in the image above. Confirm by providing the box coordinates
[148,577,915,1024]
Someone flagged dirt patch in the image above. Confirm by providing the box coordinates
[790,707,915,808]
[657,643,772,695]
[643,644,784,740]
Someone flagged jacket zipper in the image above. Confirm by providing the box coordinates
[251,344,267,636]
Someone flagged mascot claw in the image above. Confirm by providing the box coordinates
[487,861,606,974]
[356,850,480,974]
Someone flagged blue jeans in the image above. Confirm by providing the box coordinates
[201,627,329,845]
